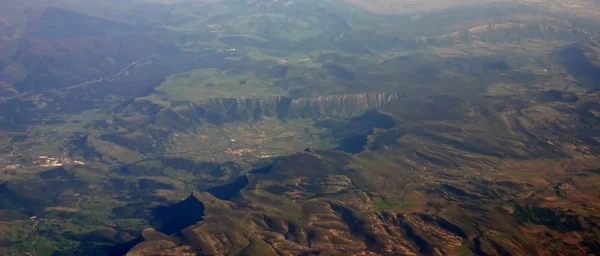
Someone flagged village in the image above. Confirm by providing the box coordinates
[0,155,85,174]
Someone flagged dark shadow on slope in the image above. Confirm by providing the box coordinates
[329,203,377,249]
[151,194,205,235]
[398,219,434,255]
[321,110,396,154]
[323,64,356,80]
[558,45,600,91]
[39,166,72,179]
[514,205,584,233]
[204,175,249,200]
[336,135,368,154]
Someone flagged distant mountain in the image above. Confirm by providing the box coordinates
[0,5,183,95]
[26,7,132,40]
[3,35,177,92]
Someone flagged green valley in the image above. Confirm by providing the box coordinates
[0,0,600,255]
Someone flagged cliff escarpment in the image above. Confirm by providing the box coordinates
[158,93,401,127]
[418,23,594,46]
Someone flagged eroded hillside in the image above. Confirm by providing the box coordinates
[1,0,600,255]
[128,92,600,255]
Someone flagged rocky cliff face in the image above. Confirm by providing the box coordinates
[418,23,593,46]
[96,93,400,156]
[168,93,401,126]
[286,93,401,119]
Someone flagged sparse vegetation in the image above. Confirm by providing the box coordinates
[1,0,600,255]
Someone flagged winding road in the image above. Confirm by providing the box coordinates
[0,58,152,102]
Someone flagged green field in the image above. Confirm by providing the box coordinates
[154,68,288,101]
